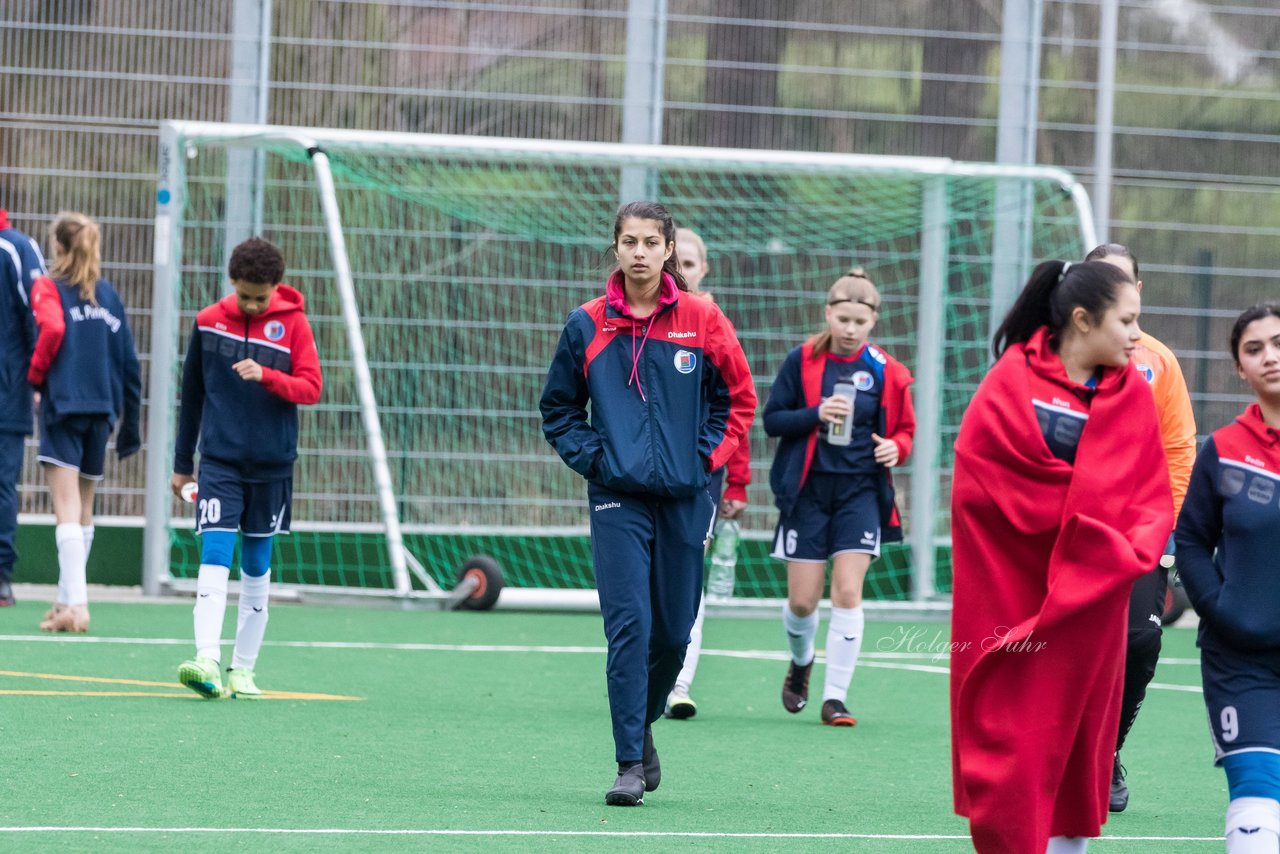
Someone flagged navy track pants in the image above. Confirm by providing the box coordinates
[0,431,23,582]
[588,481,716,762]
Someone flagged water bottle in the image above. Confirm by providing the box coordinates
[826,381,858,446]
[706,517,740,601]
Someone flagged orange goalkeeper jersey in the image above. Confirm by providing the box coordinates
[1132,332,1196,518]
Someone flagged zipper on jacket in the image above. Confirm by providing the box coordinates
[643,323,660,492]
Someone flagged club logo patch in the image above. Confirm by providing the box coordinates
[674,350,696,374]
[264,320,286,341]
[852,371,874,391]
[1135,362,1154,383]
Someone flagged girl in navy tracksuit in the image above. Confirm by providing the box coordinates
[0,209,46,607]
[1175,302,1280,852]
[28,212,142,633]
[764,270,914,727]
[540,201,756,806]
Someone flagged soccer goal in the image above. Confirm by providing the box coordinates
[144,121,1097,610]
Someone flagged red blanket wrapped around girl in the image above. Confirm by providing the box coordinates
[950,327,1174,853]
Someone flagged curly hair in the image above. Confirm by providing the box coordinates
[228,237,285,285]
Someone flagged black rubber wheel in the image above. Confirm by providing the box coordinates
[1161,582,1190,627]
[456,555,504,610]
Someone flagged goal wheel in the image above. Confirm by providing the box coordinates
[454,555,504,611]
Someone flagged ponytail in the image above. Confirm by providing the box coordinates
[991,260,1064,359]
[992,259,1136,359]
[662,254,689,292]
[48,211,101,305]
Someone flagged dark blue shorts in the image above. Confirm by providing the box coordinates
[195,458,292,537]
[37,413,111,480]
[1202,643,1280,763]
[771,471,880,562]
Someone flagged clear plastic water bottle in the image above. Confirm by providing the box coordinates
[706,517,740,601]
[826,381,858,446]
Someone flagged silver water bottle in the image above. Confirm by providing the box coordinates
[826,381,858,446]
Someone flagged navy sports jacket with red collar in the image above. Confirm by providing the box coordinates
[28,275,142,454]
[763,338,915,540]
[541,271,756,498]
[174,285,322,480]
[1176,404,1280,652]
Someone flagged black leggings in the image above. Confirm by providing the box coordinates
[1116,565,1168,752]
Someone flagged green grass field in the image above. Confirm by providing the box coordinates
[0,599,1224,852]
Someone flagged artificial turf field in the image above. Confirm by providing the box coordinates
[0,598,1225,852]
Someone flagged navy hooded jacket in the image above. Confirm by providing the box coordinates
[174,285,322,481]
[541,271,756,498]
[28,275,142,456]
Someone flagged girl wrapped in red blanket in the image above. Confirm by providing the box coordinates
[950,260,1174,854]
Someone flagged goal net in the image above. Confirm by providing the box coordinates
[145,122,1096,607]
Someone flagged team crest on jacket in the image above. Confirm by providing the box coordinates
[674,350,696,374]
[1135,362,1154,383]
[264,320,286,341]
[852,371,874,391]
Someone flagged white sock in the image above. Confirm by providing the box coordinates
[783,604,818,666]
[194,564,230,662]
[1046,836,1089,854]
[55,523,88,606]
[81,524,95,563]
[673,595,705,697]
[823,606,865,703]
[1226,797,1280,854]
[231,570,271,671]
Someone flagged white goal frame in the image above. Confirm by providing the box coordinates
[144,120,1097,612]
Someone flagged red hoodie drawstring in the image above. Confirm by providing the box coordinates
[628,321,653,401]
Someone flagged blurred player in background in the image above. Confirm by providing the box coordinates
[28,212,142,632]
[0,207,47,607]
[664,226,752,721]
[1085,243,1196,813]
[763,269,915,728]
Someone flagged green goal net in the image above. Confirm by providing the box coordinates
[145,123,1094,606]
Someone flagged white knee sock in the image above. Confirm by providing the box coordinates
[231,570,271,671]
[823,605,865,703]
[673,595,705,696]
[1226,797,1280,854]
[55,523,87,606]
[1046,836,1089,854]
[783,604,818,666]
[81,524,95,563]
[194,564,230,662]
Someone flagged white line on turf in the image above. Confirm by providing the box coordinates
[0,827,1221,841]
[0,635,1203,690]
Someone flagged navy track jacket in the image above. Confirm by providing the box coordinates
[28,276,142,455]
[1176,404,1280,652]
[0,210,45,434]
[541,271,756,498]
[174,285,322,481]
